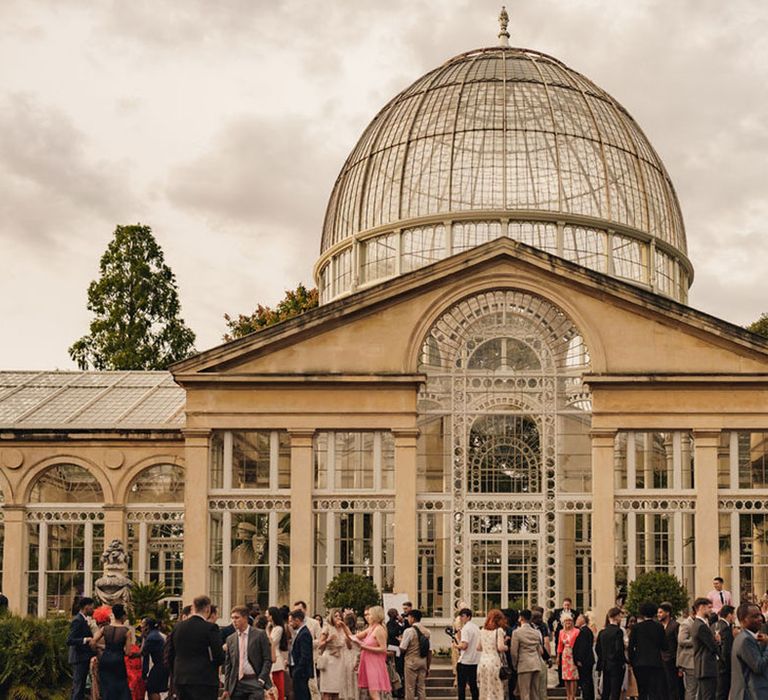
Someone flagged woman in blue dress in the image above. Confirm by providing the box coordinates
[141,617,169,700]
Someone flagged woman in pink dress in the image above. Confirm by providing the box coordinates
[353,605,391,700]
[556,612,580,700]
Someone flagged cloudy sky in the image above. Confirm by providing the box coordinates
[1,0,766,369]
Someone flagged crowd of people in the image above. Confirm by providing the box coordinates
[62,575,768,700]
[65,594,430,700]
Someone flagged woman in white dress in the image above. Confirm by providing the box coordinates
[267,606,290,700]
[477,608,508,700]
[319,608,354,700]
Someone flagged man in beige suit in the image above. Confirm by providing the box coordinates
[511,609,543,700]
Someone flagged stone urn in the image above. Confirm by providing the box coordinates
[94,538,133,606]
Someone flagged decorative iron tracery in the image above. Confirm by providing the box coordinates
[418,289,591,612]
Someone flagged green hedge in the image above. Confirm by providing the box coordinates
[0,614,71,699]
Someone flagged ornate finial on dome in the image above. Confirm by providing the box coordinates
[498,6,510,46]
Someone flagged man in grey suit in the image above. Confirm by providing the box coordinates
[511,609,543,700]
[677,608,697,700]
[223,605,272,700]
[692,597,718,700]
[730,603,768,700]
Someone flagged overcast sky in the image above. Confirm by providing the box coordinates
[1,0,766,369]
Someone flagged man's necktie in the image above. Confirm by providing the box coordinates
[239,630,247,680]
[720,592,724,605]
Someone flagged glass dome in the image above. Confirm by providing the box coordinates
[315,45,691,303]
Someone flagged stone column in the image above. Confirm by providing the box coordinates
[591,430,616,623]
[1,505,25,615]
[289,431,314,607]
[103,505,126,546]
[393,430,419,599]
[693,431,720,596]
[182,429,210,603]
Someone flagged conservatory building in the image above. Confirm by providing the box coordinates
[3,29,768,625]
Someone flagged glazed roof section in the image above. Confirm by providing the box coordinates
[0,371,185,430]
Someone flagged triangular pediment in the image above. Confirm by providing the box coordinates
[171,239,768,384]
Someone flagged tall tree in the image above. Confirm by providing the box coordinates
[747,313,768,339]
[69,224,196,370]
[223,283,318,341]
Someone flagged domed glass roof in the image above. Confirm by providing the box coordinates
[316,45,691,304]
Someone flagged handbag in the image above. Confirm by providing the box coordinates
[316,651,329,670]
[498,629,511,681]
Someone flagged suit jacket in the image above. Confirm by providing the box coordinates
[661,619,679,664]
[167,615,225,687]
[712,619,733,674]
[511,624,543,673]
[572,624,594,671]
[677,617,695,670]
[730,629,768,700]
[289,625,315,680]
[692,617,718,679]
[224,626,272,695]
[66,613,95,664]
[628,619,664,669]
[596,624,625,673]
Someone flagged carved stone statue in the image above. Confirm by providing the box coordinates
[94,538,133,606]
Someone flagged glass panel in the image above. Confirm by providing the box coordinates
[210,432,224,489]
[278,433,291,489]
[127,464,184,503]
[417,416,449,493]
[232,432,270,489]
[506,541,539,609]
[717,432,731,489]
[314,432,328,489]
[360,233,397,283]
[467,415,540,493]
[417,512,450,617]
[29,464,102,503]
[737,432,768,489]
[718,513,732,596]
[148,523,184,596]
[336,512,373,576]
[613,235,645,282]
[634,433,674,489]
[739,513,768,603]
[401,225,445,273]
[335,433,374,489]
[471,540,502,614]
[557,413,591,492]
[380,432,395,490]
[209,514,223,608]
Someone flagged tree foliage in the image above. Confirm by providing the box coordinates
[625,570,689,617]
[0,614,71,698]
[129,581,171,629]
[323,572,381,617]
[69,224,196,370]
[223,283,318,341]
[747,313,768,339]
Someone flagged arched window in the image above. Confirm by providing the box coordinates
[127,464,184,503]
[468,415,541,493]
[29,464,102,503]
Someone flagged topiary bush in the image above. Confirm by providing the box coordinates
[0,614,71,699]
[625,571,689,618]
[323,572,381,617]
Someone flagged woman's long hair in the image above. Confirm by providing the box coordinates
[268,606,289,651]
[484,608,506,630]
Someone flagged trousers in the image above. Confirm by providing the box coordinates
[404,659,427,699]
[600,665,625,700]
[456,662,479,700]
[71,662,90,700]
[517,670,540,700]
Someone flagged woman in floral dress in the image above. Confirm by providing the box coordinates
[477,609,508,700]
[557,612,581,700]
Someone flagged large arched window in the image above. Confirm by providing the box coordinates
[29,464,102,503]
[468,415,540,493]
[127,464,184,503]
[26,464,104,617]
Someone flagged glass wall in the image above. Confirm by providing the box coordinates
[209,509,291,612]
[210,431,290,490]
[614,432,694,489]
[313,432,394,490]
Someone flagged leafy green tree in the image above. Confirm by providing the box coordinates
[129,581,171,629]
[224,283,318,341]
[625,571,689,617]
[747,313,768,339]
[323,572,381,617]
[69,224,196,370]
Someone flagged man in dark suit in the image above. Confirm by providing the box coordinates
[166,594,226,700]
[692,597,718,700]
[657,602,682,700]
[731,602,768,700]
[223,605,272,699]
[711,604,734,700]
[573,613,595,700]
[66,596,95,700]
[596,607,626,700]
[628,601,665,700]
[289,608,314,700]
